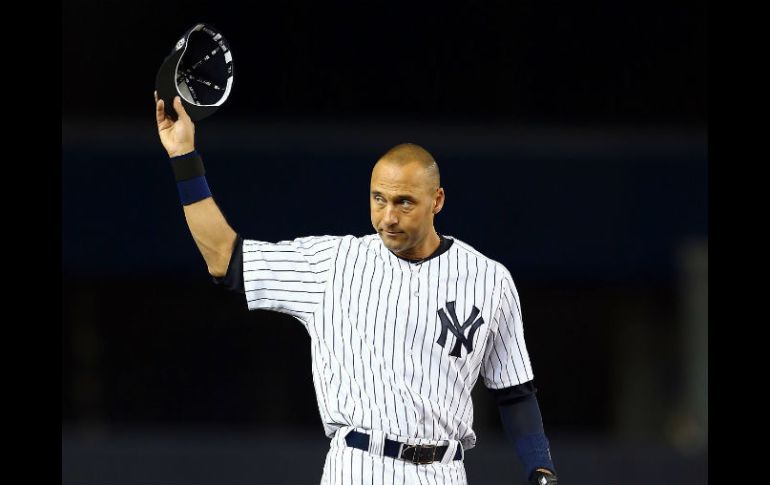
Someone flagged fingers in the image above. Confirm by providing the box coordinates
[173,96,191,121]
[155,96,167,126]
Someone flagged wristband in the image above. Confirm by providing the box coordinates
[169,151,211,205]
[170,150,205,181]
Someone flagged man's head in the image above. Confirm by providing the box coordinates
[370,143,445,259]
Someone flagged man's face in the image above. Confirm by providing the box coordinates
[370,160,444,257]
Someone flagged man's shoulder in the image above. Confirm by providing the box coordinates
[315,233,382,251]
[243,235,346,253]
[276,234,380,252]
[447,236,502,265]
[448,236,513,280]
[348,233,382,246]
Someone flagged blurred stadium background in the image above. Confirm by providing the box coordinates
[62,1,707,483]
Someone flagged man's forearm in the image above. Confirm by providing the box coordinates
[155,91,236,275]
[498,394,556,479]
[488,383,557,481]
[183,197,237,276]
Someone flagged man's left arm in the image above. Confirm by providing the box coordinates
[489,382,558,484]
[480,269,558,484]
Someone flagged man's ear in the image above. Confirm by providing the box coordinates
[433,188,445,214]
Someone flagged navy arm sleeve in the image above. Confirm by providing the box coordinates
[211,234,245,294]
[488,382,556,479]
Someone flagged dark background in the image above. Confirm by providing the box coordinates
[62,1,707,484]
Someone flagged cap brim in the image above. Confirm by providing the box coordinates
[155,49,184,121]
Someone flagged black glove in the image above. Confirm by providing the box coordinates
[529,470,558,485]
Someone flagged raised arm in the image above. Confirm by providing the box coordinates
[154,92,237,277]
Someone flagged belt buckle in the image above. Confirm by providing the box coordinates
[401,444,437,465]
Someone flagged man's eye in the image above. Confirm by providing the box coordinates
[401,200,413,207]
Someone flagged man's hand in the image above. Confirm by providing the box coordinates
[529,469,558,484]
[155,92,196,158]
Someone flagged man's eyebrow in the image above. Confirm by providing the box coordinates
[370,191,417,201]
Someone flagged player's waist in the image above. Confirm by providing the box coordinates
[334,426,467,449]
[335,427,465,464]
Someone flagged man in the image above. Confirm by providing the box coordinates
[155,93,559,485]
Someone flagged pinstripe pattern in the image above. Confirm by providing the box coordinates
[243,233,532,484]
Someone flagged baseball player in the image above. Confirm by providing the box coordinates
[155,93,559,485]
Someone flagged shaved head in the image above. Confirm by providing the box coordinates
[375,143,440,192]
[370,142,445,259]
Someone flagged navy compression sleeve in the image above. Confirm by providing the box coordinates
[488,382,556,478]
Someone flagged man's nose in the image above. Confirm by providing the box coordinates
[383,205,398,225]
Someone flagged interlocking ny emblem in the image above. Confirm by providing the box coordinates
[436,302,485,357]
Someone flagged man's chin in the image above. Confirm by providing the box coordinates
[379,233,405,250]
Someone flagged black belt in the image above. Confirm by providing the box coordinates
[344,430,463,465]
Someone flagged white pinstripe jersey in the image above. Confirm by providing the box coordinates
[243,233,533,451]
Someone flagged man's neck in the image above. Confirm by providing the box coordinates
[395,231,441,261]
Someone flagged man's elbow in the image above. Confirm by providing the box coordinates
[207,245,233,277]
[208,264,228,278]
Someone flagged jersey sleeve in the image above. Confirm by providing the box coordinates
[480,267,534,389]
[242,235,341,325]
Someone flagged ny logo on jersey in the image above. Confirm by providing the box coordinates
[436,302,485,357]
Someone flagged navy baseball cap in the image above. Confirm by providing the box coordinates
[155,23,234,121]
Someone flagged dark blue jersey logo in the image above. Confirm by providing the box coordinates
[436,302,485,357]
